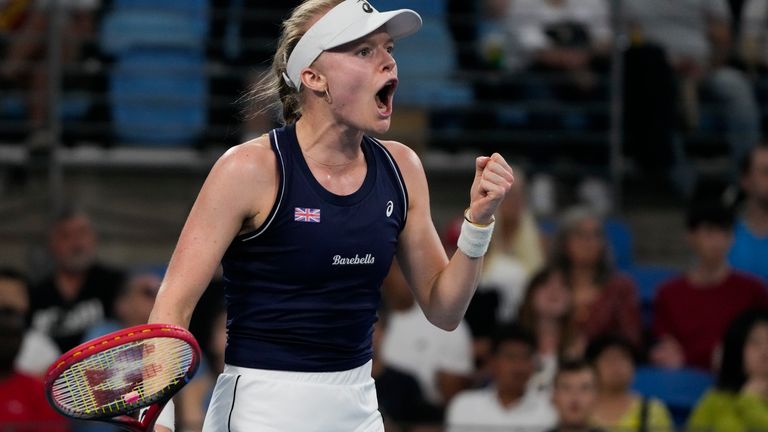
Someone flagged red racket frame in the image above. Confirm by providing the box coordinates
[44,323,201,432]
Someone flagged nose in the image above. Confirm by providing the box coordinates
[381,51,396,74]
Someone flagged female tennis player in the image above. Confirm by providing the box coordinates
[148,0,514,430]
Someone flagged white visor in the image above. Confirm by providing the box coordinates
[283,0,422,90]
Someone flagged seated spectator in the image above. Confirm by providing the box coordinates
[517,266,580,393]
[688,308,768,431]
[652,200,768,370]
[494,169,546,276]
[548,359,602,432]
[380,262,473,410]
[0,307,70,432]
[82,270,161,340]
[587,336,674,431]
[0,0,100,144]
[506,0,611,96]
[740,0,768,74]
[729,145,768,281]
[446,324,557,432]
[30,207,125,352]
[0,267,59,377]
[624,0,759,168]
[551,206,643,353]
[373,308,442,430]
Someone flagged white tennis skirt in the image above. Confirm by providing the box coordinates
[201,360,383,432]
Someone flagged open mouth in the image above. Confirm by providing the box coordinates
[374,79,397,115]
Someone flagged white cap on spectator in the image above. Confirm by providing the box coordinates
[283,0,422,90]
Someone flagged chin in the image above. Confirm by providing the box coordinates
[367,118,392,135]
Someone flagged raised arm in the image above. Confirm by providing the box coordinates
[386,142,513,330]
[148,138,278,329]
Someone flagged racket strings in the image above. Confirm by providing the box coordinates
[50,337,194,418]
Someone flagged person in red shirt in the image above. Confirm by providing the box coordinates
[0,306,70,432]
[652,201,768,371]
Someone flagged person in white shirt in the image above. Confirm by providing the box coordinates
[447,323,557,432]
[381,262,474,407]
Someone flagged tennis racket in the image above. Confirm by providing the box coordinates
[44,323,201,432]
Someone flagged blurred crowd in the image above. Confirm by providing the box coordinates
[4,0,768,431]
[3,144,768,431]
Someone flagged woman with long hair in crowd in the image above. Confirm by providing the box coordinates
[550,206,642,354]
[517,265,579,393]
[688,308,768,430]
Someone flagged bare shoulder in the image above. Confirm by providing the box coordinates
[376,139,424,179]
[213,134,277,184]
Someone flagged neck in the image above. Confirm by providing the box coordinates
[599,387,629,400]
[56,270,86,301]
[745,200,768,235]
[496,387,525,407]
[557,424,592,432]
[537,318,561,354]
[295,117,364,167]
[571,266,596,285]
[690,261,729,285]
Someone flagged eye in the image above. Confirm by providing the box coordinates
[358,47,372,57]
[386,45,394,54]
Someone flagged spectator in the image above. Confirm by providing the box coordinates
[548,359,602,432]
[729,145,768,281]
[518,266,580,393]
[30,207,125,352]
[0,267,59,377]
[380,262,473,410]
[207,1,302,145]
[688,308,768,430]
[551,206,643,352]
[624,0,760,167]
[506,0,611,87]
[0,307,70,432]
[739,0,768,72]
[587,336,674,431]
[373,308,442,430]
[652,200,768,370]
[494,169,547,276]
[0,0,100,144]
[446,323,557,432]
[82,270,161,340]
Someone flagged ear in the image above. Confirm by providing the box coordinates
[300,66,327,93]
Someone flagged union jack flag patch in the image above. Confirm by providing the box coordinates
[294,207,321,223]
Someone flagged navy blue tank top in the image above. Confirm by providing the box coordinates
[221,124,408,372]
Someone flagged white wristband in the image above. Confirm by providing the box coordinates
[457,218,495,258]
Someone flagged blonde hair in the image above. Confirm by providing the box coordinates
[247,0,344,125]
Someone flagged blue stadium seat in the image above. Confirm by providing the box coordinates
[627,265,679,306]
[381,0,473,108]
[100,0,208,146]
[626,264,679,326]
[632,366,713,426]
[109,49,207,146]
[604,217,633,271]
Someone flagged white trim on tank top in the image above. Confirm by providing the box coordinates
[369,138,408,222]
[241,129,287,241]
